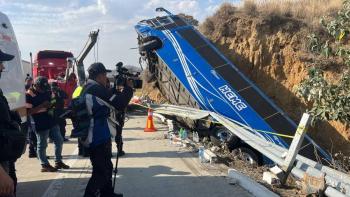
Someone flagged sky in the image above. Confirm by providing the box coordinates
[0,0,242,70]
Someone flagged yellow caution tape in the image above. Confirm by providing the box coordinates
[253,129,294,139]
[339,31,346,41]
[296,125,306,135]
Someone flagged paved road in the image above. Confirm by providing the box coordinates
[15,111,252,197]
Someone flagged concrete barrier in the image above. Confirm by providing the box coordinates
[325,187,349,197]
[228,169,279,197]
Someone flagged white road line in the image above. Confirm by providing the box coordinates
[41,148,80,197]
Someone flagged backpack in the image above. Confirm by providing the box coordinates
[70,84,93,138]
[70,83,119,146]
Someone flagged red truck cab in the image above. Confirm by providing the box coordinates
[33,50,77,106]
[33,50,73,79]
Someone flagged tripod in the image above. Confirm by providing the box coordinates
[113,125,123,197]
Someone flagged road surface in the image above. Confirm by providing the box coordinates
[15,109,253,197]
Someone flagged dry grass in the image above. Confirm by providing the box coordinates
[201,0,343,37]
[243,0,258,15]
[199,3,237,36]
[242,0,342,27]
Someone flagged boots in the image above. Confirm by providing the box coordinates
[55,162,70,169]
[41,163,58,172]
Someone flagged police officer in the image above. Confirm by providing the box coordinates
[82,62,132,197]
[0,50,20,197]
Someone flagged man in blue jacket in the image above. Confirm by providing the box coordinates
[83,62,132,197]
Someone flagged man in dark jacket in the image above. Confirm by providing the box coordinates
[50,82,68,141]
[112,77,134,157]
[25,77,37,158]
[0,50,19,197]
[83,62,132,197]
[26,76,70,172]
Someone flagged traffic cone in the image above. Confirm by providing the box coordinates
[144,108,157,132]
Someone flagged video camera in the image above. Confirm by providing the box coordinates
[114,62,143,89]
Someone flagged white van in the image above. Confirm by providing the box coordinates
[0,12,26,121]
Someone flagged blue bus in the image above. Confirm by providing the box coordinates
[135,8,331,164]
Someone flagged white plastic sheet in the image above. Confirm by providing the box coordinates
[0,12,25,111]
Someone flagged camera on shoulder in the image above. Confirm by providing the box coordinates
[114,62,142,89]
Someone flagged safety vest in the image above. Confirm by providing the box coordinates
[72,86,83,99]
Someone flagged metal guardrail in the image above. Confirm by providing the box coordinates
[146,103,350,197]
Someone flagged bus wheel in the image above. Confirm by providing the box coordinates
[238,147,261,166]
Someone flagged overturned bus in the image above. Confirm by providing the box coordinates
[135,8,331,164]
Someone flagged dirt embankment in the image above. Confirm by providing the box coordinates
[199,3,350,156]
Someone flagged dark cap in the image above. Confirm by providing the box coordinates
[34,76,50,91]
[0,50,14,62]
[88,62,111,77]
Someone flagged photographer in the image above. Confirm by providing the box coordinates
[112,62,140,157]
[76,62,132,197]
[111,77,134,156]
[0,50,25,197]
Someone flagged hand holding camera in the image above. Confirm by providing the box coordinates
[113,62,142,89]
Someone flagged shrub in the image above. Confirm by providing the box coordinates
[297,0,350,126]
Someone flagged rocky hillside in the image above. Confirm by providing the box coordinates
[199,1,350,157]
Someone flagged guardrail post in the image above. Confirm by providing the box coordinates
[281,113,311,184]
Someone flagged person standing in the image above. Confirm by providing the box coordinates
[0,49,24,197]
[26,76,70,172]
[78,62,131,197]
[24,74,37,158]
[26,112,37,158]
[50,82,68,141]
[24,74,33,91]
[112,78,133,157]
[25,78,37,158]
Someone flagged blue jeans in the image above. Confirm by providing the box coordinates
[35,125,63,165]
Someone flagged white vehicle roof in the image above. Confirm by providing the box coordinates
[0,11,25,111]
